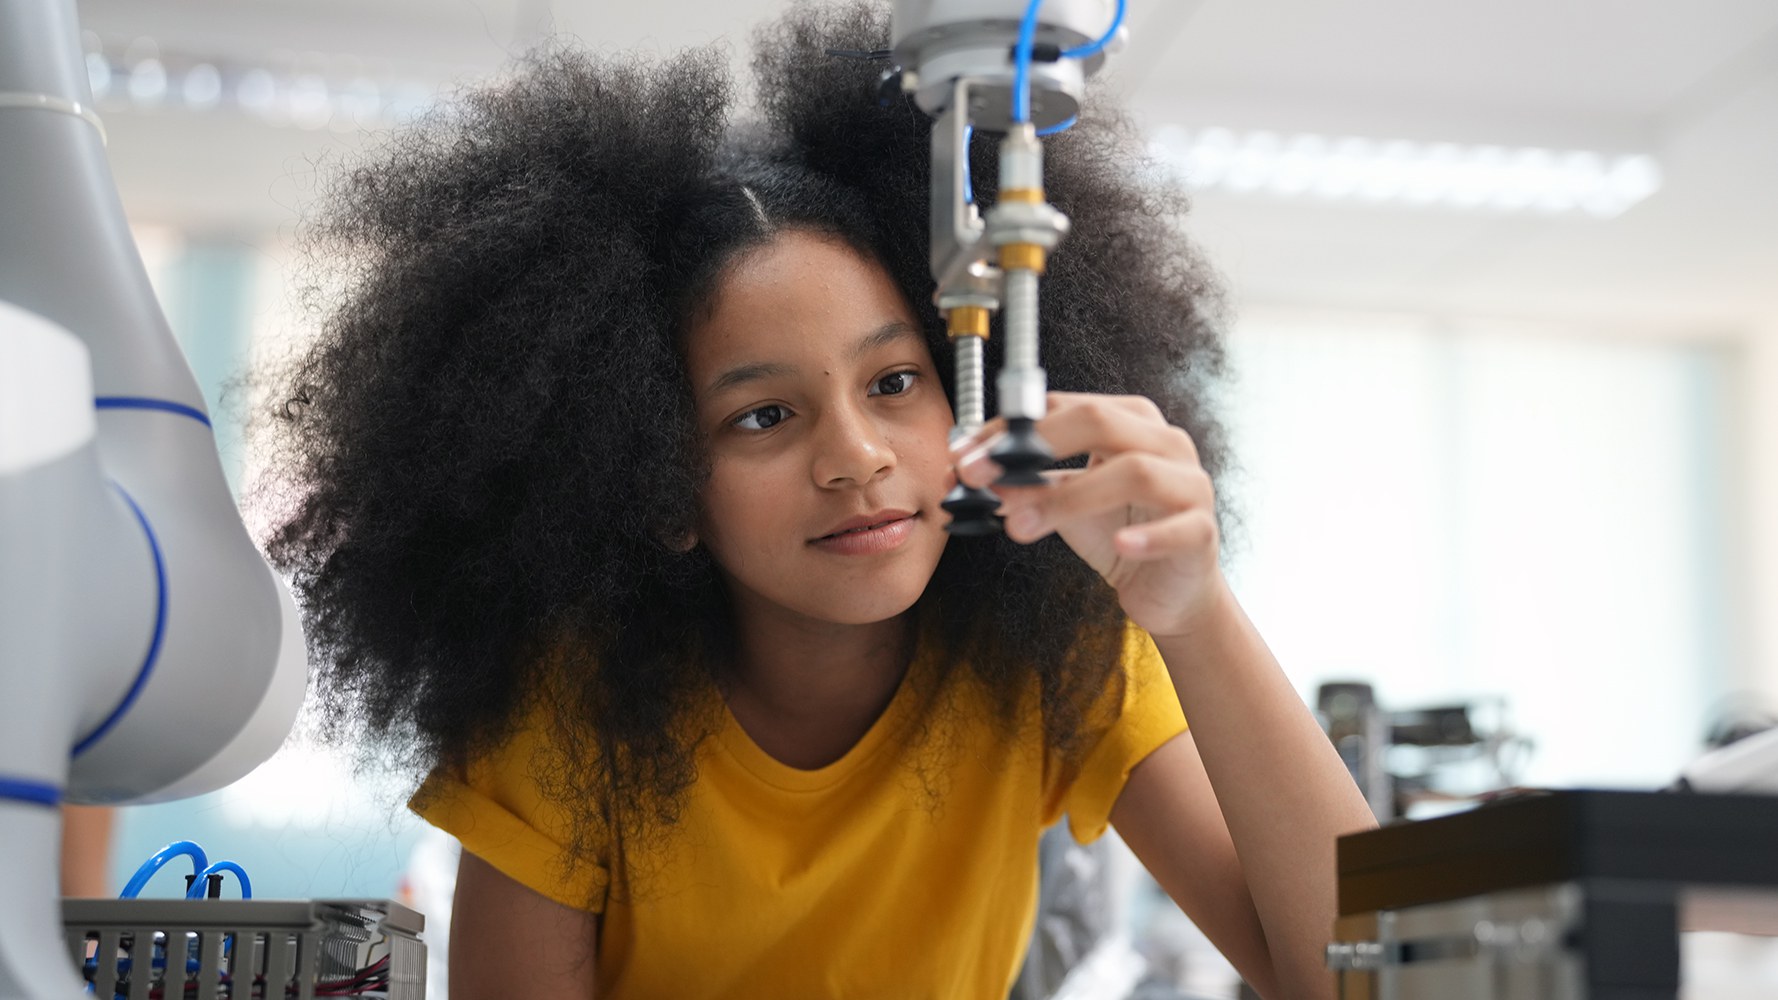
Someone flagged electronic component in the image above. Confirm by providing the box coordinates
[64,898,425,1000]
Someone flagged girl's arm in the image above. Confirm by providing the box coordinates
[1113,578,1376,999]
[59,805,116,896]
[451,851,601,999]
[955,392,1376,999]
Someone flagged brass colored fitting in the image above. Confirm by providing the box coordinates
[946,305,991,339]
[998,243,1047,274]
[998,187,1045,205]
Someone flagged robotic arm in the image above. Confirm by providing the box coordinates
[0,1,308,995]
[888,0,1126,531]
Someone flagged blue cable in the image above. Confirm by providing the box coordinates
[1062,0,1126,59]
[185,860,252,899]
[1036,116,1077,137]
[120,841,208,899]
[1012,0,1128,125]
[1012,0,1045,124]
[963,124,975,204]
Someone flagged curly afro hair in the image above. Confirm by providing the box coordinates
[259,0,1231,867]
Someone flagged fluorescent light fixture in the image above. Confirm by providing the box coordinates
[181,63,222,111]
[234,68,278,116]
[288,73,334,131]
[125,57,167,107]
[1150,125,1662,219]
[81,37,429,129]
[334,77,383,132]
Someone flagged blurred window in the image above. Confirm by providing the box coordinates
[1222,311,1734,788]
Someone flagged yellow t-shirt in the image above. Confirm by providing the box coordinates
[414,625,1187,998]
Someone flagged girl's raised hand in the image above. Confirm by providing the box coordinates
[953,392,1225,639]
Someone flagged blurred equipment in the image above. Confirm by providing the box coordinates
[64,898,424,1000]
[1317,683,1393,820]
[1317,682,1531,821]
[1326,790,1778,999]
[1011,826,1242,1000]
[1677,726,1778,796]
[62,841,426,999]
[889,0,1127,532]
[399,829,460,1000]
[2,0,307,994]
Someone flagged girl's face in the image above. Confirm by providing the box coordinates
[686,230,955,629]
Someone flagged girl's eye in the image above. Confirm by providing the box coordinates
[732,404,790,431]
[870,371,918,397]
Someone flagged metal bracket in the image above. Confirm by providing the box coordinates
[929,76,1000,308]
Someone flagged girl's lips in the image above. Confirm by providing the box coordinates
[809,514,918,555]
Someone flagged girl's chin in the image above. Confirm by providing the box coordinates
[774,574,933,628]
[798,593,926,628]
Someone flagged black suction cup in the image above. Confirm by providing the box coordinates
[989,417,1054,487]
[942,483,1002,536]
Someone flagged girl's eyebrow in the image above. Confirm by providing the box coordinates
[703,320,922,396]
[706,360,795,397]
[847,320,923,362]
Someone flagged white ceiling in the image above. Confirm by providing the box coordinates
[70,0,1778,336]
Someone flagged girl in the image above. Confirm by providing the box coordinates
[261,2,1375,996]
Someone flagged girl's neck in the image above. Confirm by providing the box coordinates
[717,597,918,770]
[724,604,914,720]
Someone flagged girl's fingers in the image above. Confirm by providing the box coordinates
[988,468,1081,505]
[999,452,1212,539]
[951,393,1201,490]
[953,433,1008,486]
[1113,508,1220,560]
[950,394,1197,463]
[948,416,1007,458]
[1036,393,1200,466]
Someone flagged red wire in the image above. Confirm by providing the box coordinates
[121,953,393,1000]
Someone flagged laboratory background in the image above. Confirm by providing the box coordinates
[32,0,1778,996]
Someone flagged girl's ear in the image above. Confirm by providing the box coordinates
[655,518,699,554]
[655,508,700,553]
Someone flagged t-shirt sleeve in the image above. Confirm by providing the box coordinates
[1047,624,1190,844]
[410,723,610,913]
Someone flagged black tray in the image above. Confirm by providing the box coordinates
[1336,789,1778,915]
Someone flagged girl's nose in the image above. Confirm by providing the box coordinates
[811,404,895,487]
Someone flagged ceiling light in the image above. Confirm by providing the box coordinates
[79,39,432,130]
[287,73,332,130]
[126,58,167,107]
[1151,128,1662,219]
[181,64,222,111]
[235,69,277,116]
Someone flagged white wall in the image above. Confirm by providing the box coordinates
[1221,306,1746,788]
[1741,326,1778,701]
